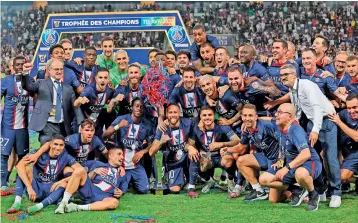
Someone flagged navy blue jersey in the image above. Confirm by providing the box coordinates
[335,72,352,88]
[65,134,106,163]
[240,61,269,81]
[113,85,143,115]
[36,67,81,89]
[1,75,30,129]
[213,65,239,77]
[296,58,336,78]
[240,120,280,160]
[75,64,99,87]
[83,160,126,196]
[33,150,76,183]
[193,124,236,152]
[154,118,195,164]
[299,68,338,96]
[79,85,114,122]
[168,73,182,98]
[274,120,320,163]
[338,109,358,151]
[346,81,358,94]
[189,35,219,62]
[169,84,206,119]
[215,88,241,119]
[234,85,268,115]
[265,60,299,95]
[111,114,155,169]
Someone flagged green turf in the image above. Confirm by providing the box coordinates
[1,132,358,223]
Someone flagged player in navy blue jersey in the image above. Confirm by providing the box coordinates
[74,67,114,138]
[300,48,347,106]
[198,42,216,75]
[26,119,107,165]
[259,103,322,211]
[54,147,126,214]
[1,56,31,195]
[149,104,200,198]
[72,47,99,87]
[213,47,234,77]
[176,50,191,77]
[169,67,206,123]
[103,98,155,194]
[334,52,351,88]
[222,104,280,201]
[193,106,240,193]
[7,135,81,214]
[329,93,358,194]
[345,56,358,95]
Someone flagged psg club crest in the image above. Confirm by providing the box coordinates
[168,25,186,44]
[41,29,59,47]
[38,54,47,63]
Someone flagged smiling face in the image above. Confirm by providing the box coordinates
[108,148,124,167]
[95,71,109,92]
[49,60,64,81]
[200,109,215,126]
[128,66,141,85]
[199,77,216,97]
[200,45,214,64]
[228,70,243,92]
[347,98,358,120]
[241,107,258,129]
[166,53,176,68]
[102,40,114,58]
[177,54,190,69]
[50,139,65,157]
[272,42,287,60]
[193,28,207,46]
[115,51,129,71]
[13,58,25,74]
[312,37,327,55]
[62,42,73,61]
[50,47,64,61]
[132,99,144,118]
[302,50,317,71]
[240,46,254,64]
[279,68,296,88]
[215,48,229,68]
[346,59,358,78]
[334,53,348,75]
[167,105,180,126]
[183,70,196,90]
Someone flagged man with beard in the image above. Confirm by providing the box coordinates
[198,42,216,75]
[7,135,81,214]
[25,119,108,165]
[334,51,351,88]
[345,56,358,94]
[176,50,191,76]
[279,64,341,208]
[74,67,115,138]
[103,98,155,194]
[259,103,322,211]
[194,106,240,194]
[149,104,200,198]
[148,49,160,68]
[96,37,117,70]
[329,93,358,194]
[169,67,206,123]
[55,147,125,214]
[221,104,280,201]
[300,49,346,106]
[190,24,219,75]
[1,56,31,195]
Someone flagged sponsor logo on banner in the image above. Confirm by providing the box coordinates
[41,29,59,47]
[53,21,60,28]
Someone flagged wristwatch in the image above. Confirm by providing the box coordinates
[285,163,292,170]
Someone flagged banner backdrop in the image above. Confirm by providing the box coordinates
[31,11,190,72]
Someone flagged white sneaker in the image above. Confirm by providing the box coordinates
[319,192,327,202]
[55,201,66,214]
[65,203,79,213]
[201,179,216,193]
[227,180,236,193]
[329,195,341,208]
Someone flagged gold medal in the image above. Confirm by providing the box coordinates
[50,107,56,116]
[278,159,284,168]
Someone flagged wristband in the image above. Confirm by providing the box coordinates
[114,124,120,131]
[286,163,292,170]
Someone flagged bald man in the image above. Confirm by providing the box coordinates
[259,103,322,211]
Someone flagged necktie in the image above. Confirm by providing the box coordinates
[55,81,62,121]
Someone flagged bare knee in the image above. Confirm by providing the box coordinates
[73,166,86,177]
[295,167,310,181]
[170,185,181,192]
[221,157,233,169]
[259,175,271,187]
[107,199,119,210]
[341,169,353,182]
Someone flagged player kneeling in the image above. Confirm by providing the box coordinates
[55,147,126,214]
[7,134,81,214]
[259,104,322,211]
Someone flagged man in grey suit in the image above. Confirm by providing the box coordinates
[22,58,84,145]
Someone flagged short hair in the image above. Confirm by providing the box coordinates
[199,74,214,83]
[182,66,196,75]
[347,56,358,63]
[215,46,229,55]
[200,42,214,49]
[165,50,177,60]
[287,41,296,51]
[199,105,215,115]
[128,63,141,70]
[227,66,243,75]
[49,44,64,55]
[193,24,205,32]
[242,44,257,56]
[155,51,166,58]
[84,46,97,53]
[177,50,191,61]
[131,97,143,107]
[101,37,114,46]
[280,64,297,75]
[47,58,64,68]
[13,56,25,64]
[95,67,109,76]
[52,134,65,142]
[302,48,317,57]
[315,35,329,48]
[167,103,180,111]
[59,38,72,46]
[80,119,95,129]
[273,39,288,49]
[115,49,128,58]
[346,92,358,102]
[242,103,257,112]
[148,49,159,57]
[107,146,122,153]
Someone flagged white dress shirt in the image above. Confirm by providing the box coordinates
[289,78,335,133]
[48,77,64,123]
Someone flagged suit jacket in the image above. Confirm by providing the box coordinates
[21,75,84,135]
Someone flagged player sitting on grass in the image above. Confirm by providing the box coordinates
[193,106,240,193]
[7,134,82,214]
[55,147,126,214]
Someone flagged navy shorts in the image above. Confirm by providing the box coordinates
[1,128,29,156]
[253,152,274,171]
[122,165,149,194]
[341,152,358,175]
[162,154,188,189]
[78,177,111,204]
[26,180,53,202]
[267,160,322,185]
